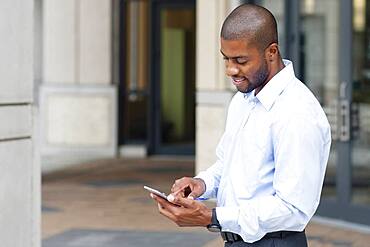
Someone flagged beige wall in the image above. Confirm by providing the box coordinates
[43,0,111,84]
[195,0,240,174]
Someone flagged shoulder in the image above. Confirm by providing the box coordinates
[272,79,331,139]
[276,79,325,117]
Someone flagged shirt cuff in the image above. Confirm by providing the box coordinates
[194,172,216,198]
[216,206,240,232]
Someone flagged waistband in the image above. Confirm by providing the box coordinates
[221,230,305,243]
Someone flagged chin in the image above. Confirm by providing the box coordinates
[236,86,250,93]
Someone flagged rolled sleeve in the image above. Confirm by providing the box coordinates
[194,132,226,198]
[195,159,223,198]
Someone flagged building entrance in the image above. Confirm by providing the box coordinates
[118,0,196,155]
[150,0,196,155]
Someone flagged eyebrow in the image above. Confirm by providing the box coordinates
[220,50,248,60]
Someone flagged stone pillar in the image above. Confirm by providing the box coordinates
[41,0,116,172]
[195,0,240,174]
[0,0,40,246]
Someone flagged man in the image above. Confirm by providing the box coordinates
[150,4,331,246]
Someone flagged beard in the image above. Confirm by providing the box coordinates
[244,60,269,94]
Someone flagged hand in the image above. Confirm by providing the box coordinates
[150,193,212,227]
[169,177,206,200]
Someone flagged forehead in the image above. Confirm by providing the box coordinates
[220,38,259,56]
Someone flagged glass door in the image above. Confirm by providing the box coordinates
[270,0,370,224]
[150,0,196,155]
[300,0,370,225]
[351,0,370,211]
[119,0,150,145]
[299,0,341,203]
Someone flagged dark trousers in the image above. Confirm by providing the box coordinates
[224,231,308,247]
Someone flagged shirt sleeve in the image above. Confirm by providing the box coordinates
[195,132,227,199]
[216,114,331,243]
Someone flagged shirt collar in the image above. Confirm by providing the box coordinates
[255,59,296,111]
[243,90,255,100]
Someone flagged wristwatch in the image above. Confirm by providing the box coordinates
[207,208,221,232]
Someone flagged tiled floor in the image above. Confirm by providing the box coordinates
[42,158,370,247]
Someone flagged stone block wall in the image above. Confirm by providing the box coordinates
[0,0,39,246]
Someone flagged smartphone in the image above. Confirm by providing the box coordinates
[144,185,208,203]
[143,185,169,201]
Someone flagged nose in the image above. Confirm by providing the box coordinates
[226,62,239,77]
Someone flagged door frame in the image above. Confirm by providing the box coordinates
[118,0,127,147]
[148,0,196,155]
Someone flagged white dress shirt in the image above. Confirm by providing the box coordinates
[196,60,331,243]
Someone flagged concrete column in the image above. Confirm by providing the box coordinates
[43,0,77,84]
[195,0,238,173]
[0,0,39,246]
[79,0,111,84]
[41,0,116,172]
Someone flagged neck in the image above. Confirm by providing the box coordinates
[268,57,285,80]
[276,58,285,72]
[254,58,285,95]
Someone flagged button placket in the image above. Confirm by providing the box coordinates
[241,99,257,129]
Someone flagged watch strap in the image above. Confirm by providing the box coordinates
[207,208,221,232]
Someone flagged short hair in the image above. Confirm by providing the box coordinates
[221,4,278,52]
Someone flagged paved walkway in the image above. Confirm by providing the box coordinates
[42,158,370,247]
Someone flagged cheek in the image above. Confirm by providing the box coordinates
[239,65,255,78]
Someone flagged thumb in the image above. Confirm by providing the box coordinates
[187,192,199,200]
[173,196,194,208]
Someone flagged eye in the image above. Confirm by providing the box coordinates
[235,57,248,64]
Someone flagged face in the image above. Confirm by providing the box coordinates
[220,38,270,94]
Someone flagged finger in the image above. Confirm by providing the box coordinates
[157,202,164,210]
[187,192,199,200]
[184,183,200,199]
[152,193,180,210]
[151,193,171,207]
[168,185,190,202]
[157,203,177,222]
[171,179,184,193]
[151,193,165,202]
[172,196,196,208]
[171,177,192,193]
[171,183,176,193]
[173,185,188,196]
[167,193,175,203]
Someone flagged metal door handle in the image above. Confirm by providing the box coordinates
[339,99,350,141]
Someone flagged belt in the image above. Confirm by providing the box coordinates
[221,232,242,242]
[221,230,305,243]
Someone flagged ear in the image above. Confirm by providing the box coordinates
[264,43,279,62]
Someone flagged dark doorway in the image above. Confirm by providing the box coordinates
[118,0,196,155]
[149,0,196,155]
[118,0,150,146]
